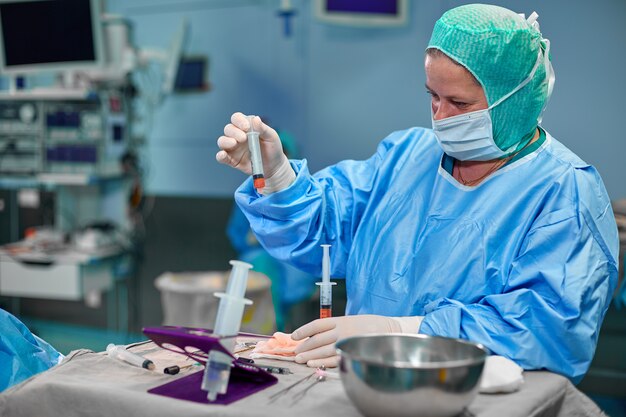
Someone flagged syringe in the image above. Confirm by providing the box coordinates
[202,260,254,401]
[247,115,265,190]
[315,244,336,319]
[106,344,155,370]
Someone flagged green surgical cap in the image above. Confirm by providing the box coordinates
[427,4,553,153]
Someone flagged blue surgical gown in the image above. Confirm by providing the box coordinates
[1,309,62,391]
[235,128,618,383]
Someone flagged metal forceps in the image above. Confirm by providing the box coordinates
[267,371,316,404]
[289,368,326,406]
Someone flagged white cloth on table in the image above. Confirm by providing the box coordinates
[480,355,524,394]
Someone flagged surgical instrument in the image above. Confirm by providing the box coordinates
[267,371,316,404]
[316,244,335,318]
[256,364,293,375]
[290,367,327,406]
[291,372,326,406]
[235,357,291,374]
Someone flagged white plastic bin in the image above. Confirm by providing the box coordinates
[155,270,276,334]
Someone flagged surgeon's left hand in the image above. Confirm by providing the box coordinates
[290,315,402,368]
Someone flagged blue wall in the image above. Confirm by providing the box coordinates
[108,0,626,198]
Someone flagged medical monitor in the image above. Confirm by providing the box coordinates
[0,0,104,75]
[314,0,408,27]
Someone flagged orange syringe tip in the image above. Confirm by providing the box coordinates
[253,177,266,189]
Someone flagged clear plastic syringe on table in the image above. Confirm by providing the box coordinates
[316,244,336,319]
[247,115,265,190]
[202,260,254,401]
[106,343,155,370]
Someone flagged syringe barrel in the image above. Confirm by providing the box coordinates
[213,294,250,341]
[106,344,145,368]
[246,116,264,178]
[319,283,333,306]
[319,244,333,306]
[202,350,233,401]
[248,133,263,177]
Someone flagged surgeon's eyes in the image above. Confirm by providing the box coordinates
[427,91,469,109]
[452,100,470,109]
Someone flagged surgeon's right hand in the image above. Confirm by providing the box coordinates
[216,112,294,193]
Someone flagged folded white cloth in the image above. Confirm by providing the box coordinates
[249,352,297,361]
[479,355,524,394]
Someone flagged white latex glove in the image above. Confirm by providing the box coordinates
[216,112,295,194]
[291,315,404,369]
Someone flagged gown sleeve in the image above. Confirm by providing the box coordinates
[1,309,63,391]
[419,199,619,383]
[234,130,408,277]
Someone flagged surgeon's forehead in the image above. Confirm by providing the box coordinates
[425,56,483,96]
[425,51,481,85]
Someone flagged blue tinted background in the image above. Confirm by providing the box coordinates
[65,0,626,200]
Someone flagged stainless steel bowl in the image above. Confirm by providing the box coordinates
[336,334,488,417]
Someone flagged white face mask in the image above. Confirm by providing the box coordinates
[432,107,508,161]
[431,40,552,161]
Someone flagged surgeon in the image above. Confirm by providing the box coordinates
[1,308,63,391]
[215,4,618,383]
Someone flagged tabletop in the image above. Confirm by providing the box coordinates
[0,340,606,417]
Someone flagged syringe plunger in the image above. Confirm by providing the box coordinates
[321,244,330,284]
[224,260,252,299]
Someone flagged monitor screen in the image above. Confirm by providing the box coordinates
[0,0,103,74]
[327,0,398,15]
[315,0,408,27]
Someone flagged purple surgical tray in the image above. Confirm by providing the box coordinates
[143,326,277,405]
